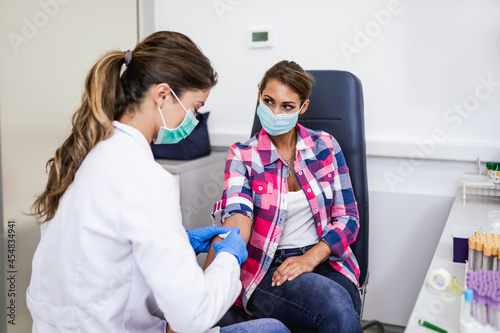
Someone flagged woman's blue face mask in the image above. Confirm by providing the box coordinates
[155,89,199,144]
[256,96,305,136]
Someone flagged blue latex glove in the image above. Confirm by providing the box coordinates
[213,227,248,265]
[186,226,232,253]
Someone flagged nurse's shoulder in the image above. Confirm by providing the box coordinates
[75,122,175,199]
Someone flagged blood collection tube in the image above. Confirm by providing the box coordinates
[494,290,500,331]
[498,250,500,272]
[475,240,484,272]
[466,272,477,320]
[484,244,494,271]
[469,236,476,271]
[488,290,498,330]
[493,245,499,272]
[477,287,488,325]
[463,289,474,323]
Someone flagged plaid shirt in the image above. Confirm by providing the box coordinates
[212,124,360,310]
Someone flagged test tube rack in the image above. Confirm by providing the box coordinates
[460,267,500,332]
[461,231,500,332]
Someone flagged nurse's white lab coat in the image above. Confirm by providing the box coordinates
[27,121,241,333]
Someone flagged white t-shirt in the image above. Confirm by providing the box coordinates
[27,121,241,333]
[278,189,320,249]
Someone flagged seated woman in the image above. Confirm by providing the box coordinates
[205,60,362,333]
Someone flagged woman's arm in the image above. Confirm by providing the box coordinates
[203,213,252,270]
[204,144,254,270]
[321,137,359,260]
[272,136,357,287]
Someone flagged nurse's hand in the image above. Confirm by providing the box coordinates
[213,227,248,265]
[186,226,232,253]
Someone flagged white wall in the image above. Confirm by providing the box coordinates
[147,0,500,326]
[0,1,137,331]
[149,0,500,156]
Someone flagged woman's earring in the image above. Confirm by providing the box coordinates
[160,103,163,107]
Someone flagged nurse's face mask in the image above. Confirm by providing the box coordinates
[155,88,199,144]
[256,95,305,136]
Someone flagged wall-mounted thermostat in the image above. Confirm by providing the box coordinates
[249,28,274,48]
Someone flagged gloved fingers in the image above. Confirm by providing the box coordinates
[225,227,241,239]
[210,226,232,237]
[213,241,222,252]
[213,227,248,265]
[188,226,232,253]
[194,226,231,239]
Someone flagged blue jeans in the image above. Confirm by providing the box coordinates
[247,245,362,333]
[220,318,290,332]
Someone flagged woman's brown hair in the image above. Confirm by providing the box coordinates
[259,60,314,104]
[31,31,217,223]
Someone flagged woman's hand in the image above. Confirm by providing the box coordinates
[272,255,316,287]
[272,241,332,287]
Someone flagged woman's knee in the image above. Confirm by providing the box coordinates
[314,286,362,332]
[255,318,291,333]
[220,318,291,333]
[249,273,362,332]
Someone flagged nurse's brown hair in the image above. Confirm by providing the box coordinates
[31,31,217,223]
[259,60,314,104]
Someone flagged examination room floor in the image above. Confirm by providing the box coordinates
[361,320,405,333]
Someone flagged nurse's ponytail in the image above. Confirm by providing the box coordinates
[32,31,217,223]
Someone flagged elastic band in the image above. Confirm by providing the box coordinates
[124,50,132,66]
[157,105,167,127]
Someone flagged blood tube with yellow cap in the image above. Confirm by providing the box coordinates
[483,243,493,271]
[468,236,476,271]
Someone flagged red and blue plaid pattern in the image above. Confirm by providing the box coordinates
[212,124,360,310]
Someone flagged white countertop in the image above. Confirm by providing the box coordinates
[405,191,500,333]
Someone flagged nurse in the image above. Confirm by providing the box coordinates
[27,31,290,333]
